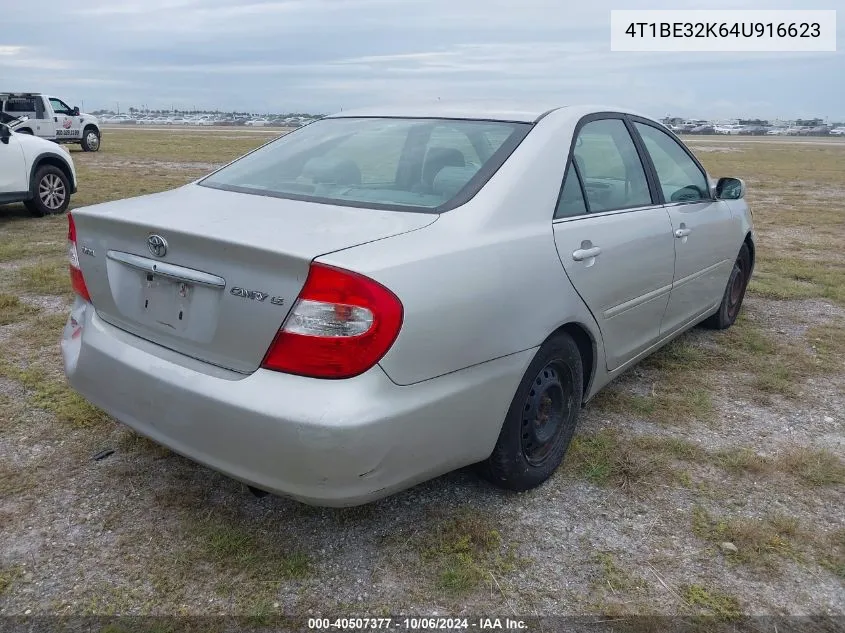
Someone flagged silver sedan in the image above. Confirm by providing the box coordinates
[62,105,755,506]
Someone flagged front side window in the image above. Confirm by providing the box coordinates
[50,98,73,115]
[200,117,529,212]
[634,122,709,203]
[573,118,652,213]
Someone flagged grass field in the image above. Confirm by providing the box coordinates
[0,129,843,622]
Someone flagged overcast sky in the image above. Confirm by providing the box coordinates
[2,0,842,120]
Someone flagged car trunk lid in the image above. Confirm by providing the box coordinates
[72,184,436,373]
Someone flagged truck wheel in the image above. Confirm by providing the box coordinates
[81,127,100,152]
[16,128,33,135]
[24,165,71,217]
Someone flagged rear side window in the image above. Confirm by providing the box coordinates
[4,98,36,113]
[634,122,709,203]
[573,119,652,213]
[555,163,587,219]
[200,117,530,212]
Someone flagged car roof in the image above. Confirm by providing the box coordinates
[326,103,563,123]
[324,103,661,125]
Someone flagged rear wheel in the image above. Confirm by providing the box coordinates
[24,165,70,217]
[703,243,751,330]
[81,126,100,151]
[480,333,583,491]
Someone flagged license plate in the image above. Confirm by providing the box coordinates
[141,273,192,328]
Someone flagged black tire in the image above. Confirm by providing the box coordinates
[16,128,33,135]
[81,126,100,152]
[24,165,71,217]
[480,333,583,491]
[702,243,751,330]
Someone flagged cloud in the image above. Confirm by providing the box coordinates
[0,0,842,119]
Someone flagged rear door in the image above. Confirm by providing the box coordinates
[552,115,675,371]
[630,120,738,335]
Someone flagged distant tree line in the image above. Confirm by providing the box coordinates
[90,107,325,118]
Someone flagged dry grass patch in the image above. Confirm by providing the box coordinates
[0,362,110,428]
[806,322,845,373]
[0,238,62,263]
[777,447,845,487]
[406,509,520,596]
[593,551,642,594]
[11,258,70,297]
[714,446,844,487]
[563,429,703,489]
[692,507,800,572]
[0,293,38,325]
[817,528,845,579]
[680,584,742,621]
[592,340,716,425]
[0,566,22,594]
[749,257,845,305]
[15,312,69,351]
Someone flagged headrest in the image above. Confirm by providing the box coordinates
[432,165,479,200]
[423,147,465,186]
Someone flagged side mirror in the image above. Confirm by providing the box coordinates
[715,177,745,200]
[72,106,80,116]
[0,124,10,144]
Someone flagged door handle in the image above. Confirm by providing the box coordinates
[674,228,691,238]
[572,246,602,261]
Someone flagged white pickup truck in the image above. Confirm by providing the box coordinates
[0,92,101,152]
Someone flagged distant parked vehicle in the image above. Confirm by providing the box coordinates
[830,128,845,136]
[690,125,715,135]
[714,124,742,135]
[245,119,271,127]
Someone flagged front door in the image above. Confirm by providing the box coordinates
[49,97,82,142]
[552,116,676,371]
[631,121,739,335]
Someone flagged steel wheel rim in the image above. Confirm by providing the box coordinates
[727,254,749,319]
[521,361,573,466]
[38,174,66,210]
[86,132,99,149]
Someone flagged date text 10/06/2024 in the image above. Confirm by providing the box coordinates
[308,617,528,630]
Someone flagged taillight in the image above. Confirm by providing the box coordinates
[67,213,91,302]
[261,263,403,379]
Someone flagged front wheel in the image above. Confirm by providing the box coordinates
[24,165,71,217]
[81,127,100,152]
[702,243,751,330]
[479,333,583,491]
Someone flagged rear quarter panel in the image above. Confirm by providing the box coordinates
[321,108,606,387]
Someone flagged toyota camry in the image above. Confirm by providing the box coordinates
[62,104,755,506]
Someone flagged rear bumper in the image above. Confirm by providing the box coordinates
[62,299,533,506]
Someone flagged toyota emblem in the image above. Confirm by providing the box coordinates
[147,234,168,258]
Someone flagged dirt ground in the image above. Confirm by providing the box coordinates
[0,130,842,626]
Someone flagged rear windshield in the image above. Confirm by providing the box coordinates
[199,117,531,212]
